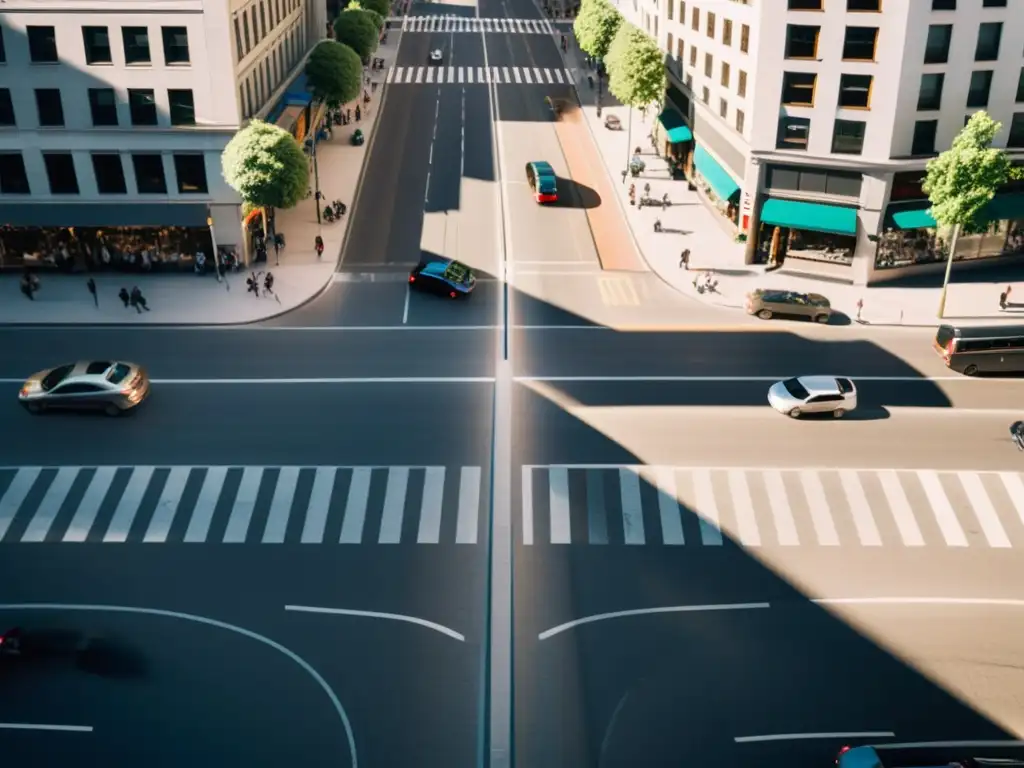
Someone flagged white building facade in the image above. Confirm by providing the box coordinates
[0,0,324,271]
[627,0,1024,285]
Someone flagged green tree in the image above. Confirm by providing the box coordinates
[334,7,379,61]
[923,111,1020,317]
[345,0,384,30]
[605,23,665,109]
[221,120,309,244]
[350,0,389,22]
[573,0,621,60]
[305,40,362,107]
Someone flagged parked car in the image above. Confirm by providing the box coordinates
[525,161,558,204]
[767,375,857,419]
[746,288,832,323]
[429,49,443,63]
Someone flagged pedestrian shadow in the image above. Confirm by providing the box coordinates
[553,178,600,210]
[652,226,692,236]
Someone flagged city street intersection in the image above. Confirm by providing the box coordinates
[2,2,1024,767]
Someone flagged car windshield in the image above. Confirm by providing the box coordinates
[106,363,132,385]
[836,377,854,394]
[782,378,810,400]
[41,364,74,392]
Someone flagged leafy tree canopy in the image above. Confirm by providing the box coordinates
[345,1,384,30]
[221,120,309,211]
[605,23,665,109]
[347,0,388,19]
[334,8,378,61]
[573,0,621,60]
[923,111,1013,234]
[305,40,363,106]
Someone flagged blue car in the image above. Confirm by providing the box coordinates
[409,257,476,299]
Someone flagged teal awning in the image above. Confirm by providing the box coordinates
[657,109,692,143]
[890,206,936,230]
[983,192,1024,222]
[694,145,740,201]
[760,198,858,236]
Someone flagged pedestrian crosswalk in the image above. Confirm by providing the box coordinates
[385,66,574,85]
[0,466,482,545]
[394,16,558,34]
[597,277,641,306]
[523,465,1024,549]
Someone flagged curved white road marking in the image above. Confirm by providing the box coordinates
[538,602,771,641]
[0,603,357,768]
[285,605,466,642]
[735,731,895,744]
[814,598,1024,608]
[0,723,92,733]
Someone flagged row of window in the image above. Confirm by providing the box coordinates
[668,2,751,55]
[0,25,190,67]
[240,21,308,119]
[781,71,872,109]
[786,24,878,61]
[925,20,1013,65]
[234,0,304,63]
[0,87,196,129]
[791,0,1009,9]
[919,67,1024,113]
[0,151,209,196]
[668,38,748,97]
[911,113,1024,155]
[692,83,746,135]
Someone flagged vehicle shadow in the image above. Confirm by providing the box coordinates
[552,178,600,209]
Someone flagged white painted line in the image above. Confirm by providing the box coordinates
[0,723,93,733]
[143,467,189,543]
[586,469,608,544]
[762,470,799,546]
[539,602,771,641]
[693,468,723,545]
[960,471,1011,548]
[141,377,495,385]
[301,467,336,544]
[223,467,263,543]
[655,467,684,545]
[1000,472,1024,530]
[339,468,371,543]
[619,469,645,545]
[735,732,895,744]
[286,604,465,641]
[800,470,839,546]
[378,467,408,544]
[0,467,40,541]
[103,466,154,543]
[522,467,534,545]
[184,467,227,543]
[21,467,77,542]
[549,467,571,544]
[728,469,760,547]
[66,467,118,543]
[813,597,1024,608]
[0,602,356,766]
[859,741,1024,749]
[402,284,411,324]
[417,467,445,544]
[455,466,481,544]
[918,470,967,546]
[878,470,925,547]
[263,467,300,543]
[839,470,882,547]
[511,375,993,382]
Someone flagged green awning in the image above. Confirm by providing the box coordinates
[657,108,692,143]
[982,192,1024,222]
[891,207,936,230]
[760,199,858,236]
[694,145,740,201]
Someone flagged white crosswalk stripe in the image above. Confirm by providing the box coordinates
[397,15,557,34]
[385,65,574,86]
[522,465,1024,548]
[0,466,484,545]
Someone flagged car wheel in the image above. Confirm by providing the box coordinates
[815,314,830,324]
[757,309,772,320]
[104,403,121,417]
[24,401,42,414]
[963,364,979,376]
[833,408,845,419]
[788,408,802,419]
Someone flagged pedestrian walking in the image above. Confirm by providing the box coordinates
[246,271,261,297]
[264,271,279,303]
[628,184,636,206]
[315,234,325,259]
[679,249,691,270]
[1000,285,1012,310]
[130,286,150,312]
[856,298,864,322]
[118,287,130,308]
[87,277,98,307]
[20,276,35,301]
[355,105,362,122]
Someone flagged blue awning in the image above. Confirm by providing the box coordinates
[890,206,937,230]
[657,108,692,143]
[0,203,210,228]
[266,71,313,123]
[694,145,740,201]
[760,199,858,236]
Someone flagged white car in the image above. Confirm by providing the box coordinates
[429,49,443,63]
[767,376,857,419]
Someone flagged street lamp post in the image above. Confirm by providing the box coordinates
[207,215,222,282]
[312,136,322,226]
[623,105,633,184]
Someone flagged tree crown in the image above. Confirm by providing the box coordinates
[573,0,621,60]
[605,23,665,109]
[305,40,363,106]
[221,120,309,210]
[334,8,378,60]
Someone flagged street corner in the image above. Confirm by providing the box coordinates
[0,604,356,767]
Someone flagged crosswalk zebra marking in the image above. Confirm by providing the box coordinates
[0,467,38,541]
[960,471,1011,548]
[549,467,571,544]
[512,67,522,83]
[417,467,445,544]
[840,469,881,547]
[104,466,153,543]
[763,470,799,546]
[456,467,481,544]
[1001,471,1024,530]
[224,467,262,544]
[620,469,644,545]
[384,66,574,86]
[301,467,335,544]
[729,470,759,547]
[522,466,535,546]
[264,467,300,544]
[340,467,371,544]
[586,469,608,545]
[144,467,188,544]
[878,470,923,546]
[23,467,77,543]
[919,470,967,547]
[801,470,839,546]
[379,467,408,544]
[655,468,684,545]
[693,469,723,546]
[396,16,557,34]
[185,467,227,543]
[68,467,118,543]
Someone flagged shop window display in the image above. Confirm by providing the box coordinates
[875,219,1024,269]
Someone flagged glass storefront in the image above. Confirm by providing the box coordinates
[757,226,856,267]
[876,218,1024,269]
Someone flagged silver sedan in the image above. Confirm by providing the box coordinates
[767,375,857,419]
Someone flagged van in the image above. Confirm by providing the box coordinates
[934,324,1024,376]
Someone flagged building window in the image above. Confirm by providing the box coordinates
[82,26,112,64]
[27,26,59,63]
[92,153,127,194]
[43,153,79,194]
[679,1,685,21]
[719,98,728,118]
[738,70,747,97]
[842,27,878,61]
[975,22,1002,61]
[721,61,730,87]
[173,154,208,193]
[0,154,31,194]
[766,165,862,197]
[831,120,866,154]
[785,25,819,59]
[234,16,244,60]
[777,116,811,149]
[689,45,697,67]
[676,38,684,75]
[740,24,750,53]
[35,89,64,127]
[701,86,709,104]
[1018,68,1024,102]
[722,19,733,46]
[932,0,955,8]
[736,109,745,133]
[911,120,938,155]
[967,70,993,108]
[1008,114,1024,148]
[838,74,872,109]
[0,90,14,127]
[924,24,952,64]
[169,89,196,125]
[0,27,5,63]
[691,7,699,30]
[917,73,944,111]
[667,32,674,60]
[847,0,881,10]
[243,13,252,52]
[162,27,191,65]
[122,27,151,65]
[789,0,823,8]
[781,72,816,106]
[982,0,1006,6]
[132,154,167,194]
[685,74,693,90]
[88,88,119,126]
[260,1,269,37]
[704,52,713,77]
[667,0,673,20]
[706,12,715,38]
[128,89,158,126]
[245,79,254,115]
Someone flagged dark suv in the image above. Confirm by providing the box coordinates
[745,288,832,324]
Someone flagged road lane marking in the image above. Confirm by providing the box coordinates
[103,466,154,543]
[0,602,357,767]
[1000,472,1024,530]
[878,470,925,546]
[735,732,895,744]
[22,467,77,542]
[654,467,684,545]
[959,471,1011,548]
[67,467,118,543]
[378,467,409,544]
[142,467,188,543]
[455,466,481,544]
[619,469,644,545]
[586,469,608,544]
[0,723,93,732]
[300,467,336,544]
[728,469,759,546]
[223,467,263,543]
[339,467,371,543]
[417,466,445,544]
[538,602,771,640]
[263,467,300,543]
[0,467,40,540]
[184,467,227,542]
[814,598,1024,608]
[693,468,723,545]
[521,467,534,545]
[763,470,799,546]
[402,284,411,324]
[800,470,839,546]
[286,605,465,641]
[549,467,571,544]
[839,470,882,547]
[918,470,968,546]
[511,375,1010,382]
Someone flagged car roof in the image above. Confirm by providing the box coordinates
[530,161,556,176]
[796,375,841,394]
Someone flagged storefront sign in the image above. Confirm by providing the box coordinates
[740,192,752,231]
